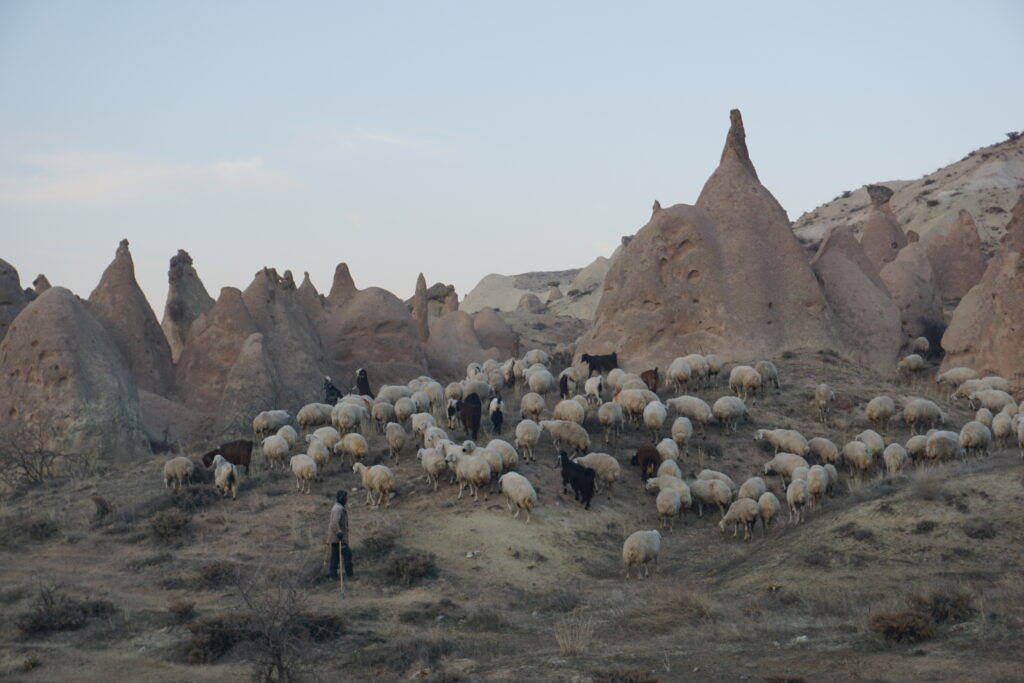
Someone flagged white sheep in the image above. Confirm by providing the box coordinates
[410,412,437,444]
[352,462,395,508]
[728,365,762,401]
[959,421,992,458]
[682,354,710,388]
[445,382,463,402]
[657,489,683,532]
[671,417,693,456]
[755,360,780,394]
[615,389,650,426]
[806,465,828,508]
[981,375,1012,393]
[499,472,537,523]
[905,434,929,460]
[952,378,994,401]
[688,478,732,518]
[842,441,873,479]
[643,401,668,441]
[163,456,194,489]
[423,426,449,450]
[791,466,809,482]
[737,477,767,501]
[334,433,368,466]
[754,428,810,457]
[622,530,662,579]
[814,383,836,423]
[605,368,626,392]
[936,367,979,390]
[305,436,330,479]
[718,498,759,540]
[910,336,930,355]
[514,419,541,462]
[486,439,520,472]
[332,402,367,434]
[697,469,737,495]
[311,426,341,451]
[463,380,495,403]
[882,443,908,475]
[667,357,692,394]
[261,434,291,471]
[417,447,447,492]
[991,412,1013,446]
[393,397,417,425]
[897,354,926,377]
[573,452,621,492]
[462,440,503,490]
[211,454,239,501]
[523,348,549,367]
[655,438,680,464]
[371,401,396,433]
[297,403,333,431]
[712,396,747,433]
[925,431,963,461]
[253,410,291,439]
[445,452,492,501]
[763,452,809,487]
[520,392,546,422]
[807,437,840,466]
[598,401,624,444]
[855,429,885,457]
[553,399,586,426]
[584,376,604,405]
[289,454,316,494]
[866,396,896,433]
[666,396,712,434]
[824,464,839,496]
[540,419,590,455]
[705,354,723,384]
[968,390,1015,413]
[273,425,296,448]
[975,408,994,427]
[377,384,414,404]
[786,479,809,524]
[657,459,682,480]
[619,375,649,392]
[903,398,944,434]
[758,492,781,535]
[527,368,556,396]
[645,475,690,497]
[384,422,406,461]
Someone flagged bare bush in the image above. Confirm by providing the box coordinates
[0,424,92,491]
[16,584,115,638]
[869,609,936,644]
[555,608,595,656]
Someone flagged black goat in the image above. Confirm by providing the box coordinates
[490,406,504,434]
[557,450,595,509]
[559,373,570,399]
[581,352,618,377]
[457,393,482,441]
[323,376,342,404]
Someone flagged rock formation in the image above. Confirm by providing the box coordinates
[161,249,214,363]
[941,193,1024,379]
[214,332,282,438]
[473,307,518,358]
[879,242,944,345]
[411,273,430,342]
[441,289,459,315]
[87,240,175,395]
[326,262,357,304]
[811,226,902,370]
[925,210,987,300]
[296,271,325,322]
[517,293,544,313]
[0,287,150,457]
[692,109,838,359]
[546,285,563,302]
[860,184,907,272]
[0,258,29,344]
[426,310,502,380]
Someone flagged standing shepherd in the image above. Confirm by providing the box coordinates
[323,376,342,405]
[327,490,355,593]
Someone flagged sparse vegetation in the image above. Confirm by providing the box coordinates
[16,585,115,638]
[592,669,659,683]
[869,609,936,643]
[382,550,438,587]
[149,508,191,542]
[555,609,595,656]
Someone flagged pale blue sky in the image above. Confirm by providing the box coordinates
[2,1,1022,311]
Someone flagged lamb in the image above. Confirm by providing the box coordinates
[499,472,537,523]
[520,392,546,422]
[385,422,406,461]
[667,357,692,394]
[866,396,896,433]
[855,429,885,457]
[371,401,396,433]
[763,452,809,488]
[598,401,624,444]
[289,454,316,494]
[737,476,767,501]
[163,456,195,489]
[842,441,873,479]
[814,383,836,423]
[689,478,732,518]
[911,336,930,355]
[253,410,291,440]
[897,354,926,377]
[417,447,447,492]
[514,419,541,462]
[754,360,780,394]
[925,431,963,461]
[657,489,682,531]
[573,452,621,492]
[671,417,693,456]
[754,428,810,457]
[540,419,590,455]
[553,399,586,425]
[615,388,650,426]
[657,458,682,480]
[305,436,330,478]
[712,396,747,433]
[665,396,712,435]
[297,403,333,432]
[445,451,492,501]
[807,437,840,466]
[903,398,944,434]
[718,498,759,540]
[905,434,929,460]
[622,529,661,579]
[975,408,994,427]
[991,412,1013,446]
[352,462,396,508]
[211,454,239,501]
[959,421,992,458]
[334,433,368,466]
[968,389,1015,413]
[786,479,810,524]
[643,401,668,441]
[631,444,660,482]
[758,492,781,535]
[882,443,908,475]
[728,365,762,401]
[557,451,596,509]
[261,434,291,471]
[486,439,520,473]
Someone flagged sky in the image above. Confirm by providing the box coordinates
[1,1,1022,312]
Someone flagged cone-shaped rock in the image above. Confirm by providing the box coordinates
[546,285,564,302]
[88,239,175,394]
[0,258,29,344]
[860,185,907,272]
[33,274,51,296]
[427,310,501,380]
[442,289,459,314]
[941,193,1024,377]
[412,273,430,343]
[473,307,518,357]
[161,249,214,363]
[693,109,837,357]
[296,271,325,323]
[214,333,282,438]
[811,226,902,371]
[925,210,987,300]
[327,262,357,304]
[879,242,943,345]
[0,287,149,457]
[517,293,545,313]
[576,204,732,367]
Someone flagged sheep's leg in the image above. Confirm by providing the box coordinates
[458,481,465,499]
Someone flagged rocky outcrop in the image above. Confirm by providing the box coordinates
[411,273,430,342]
[517,293,544,313]
[925,210,988,300]
[426,310,502,380]
[473,307,517,358]
[442,290,459,314]
[941,193,1024,379]
[326,262,357,304]
[546,285,563,302]
[692,109,838,359]
[0,287,150,457]
[860,185,907,272]
[214,332,282,439]
[811,226,902,371]
[0,258,29,344]
[161,249,214,363]
[296,271,326,323]
[87,240,175,395]
[879,242,944,345]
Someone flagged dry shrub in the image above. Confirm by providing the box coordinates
[184,613,252,663]
[171,486,221,513]
[382,550,437,587]
[592,669,659,683]
[355,631,453,673]
[869,609,936,643]
[197,561,238,589]
[16,585,115,638]
[463,609,506,631]
[555,609,595,656]
[360,526,398,558]
[906,588,974,624]
[913,520,937,534]
[149,508,191,542]
[537,588,581,613]
[167,599,197,623]
[90,496,114,526]
[963,518,995,539]
[909,470,946,501]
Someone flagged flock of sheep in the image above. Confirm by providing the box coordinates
[162,336,1023,581]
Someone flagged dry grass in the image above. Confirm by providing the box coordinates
[555,608,596,656]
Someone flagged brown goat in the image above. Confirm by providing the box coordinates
[631,443,660,484]
[201,440,254,473]
[640,368,659,392]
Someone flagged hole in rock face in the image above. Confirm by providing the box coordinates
[687,269,700,281]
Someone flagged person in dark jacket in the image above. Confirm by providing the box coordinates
[324,376,342,405]
[326,490,354,581]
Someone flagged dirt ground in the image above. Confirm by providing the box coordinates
[1,350,1022,682]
